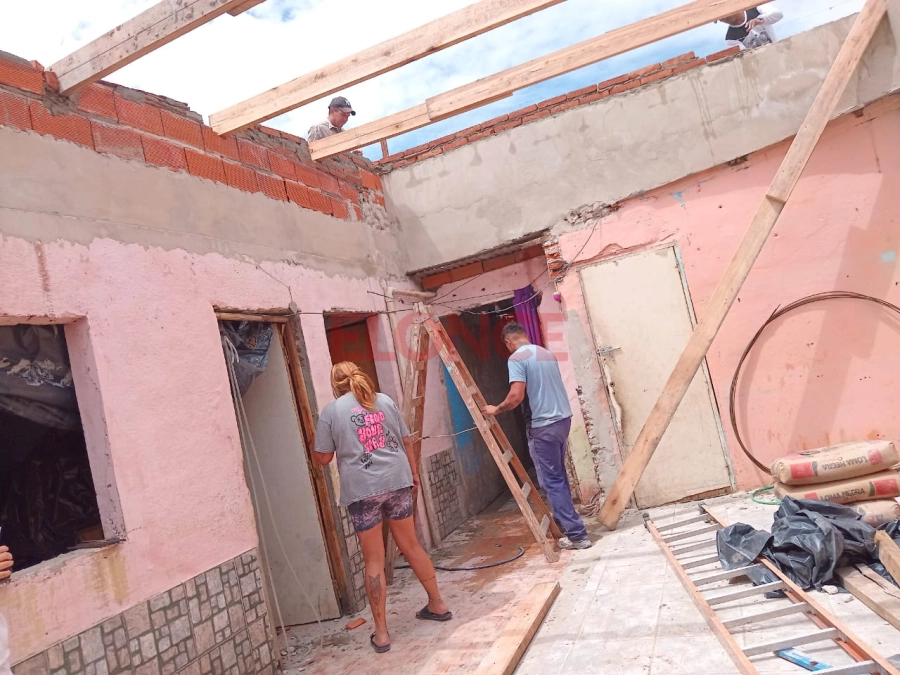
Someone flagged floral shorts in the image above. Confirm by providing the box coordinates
[347,487,414,532]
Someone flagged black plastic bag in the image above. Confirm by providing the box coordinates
[219,321,273,394]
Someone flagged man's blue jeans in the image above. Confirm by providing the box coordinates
[527,417,588,541]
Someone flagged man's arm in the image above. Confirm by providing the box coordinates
[403,436,420,492]
[748,5,783,28]
[482,381,526,417]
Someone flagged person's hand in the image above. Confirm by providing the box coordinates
[411,473,420,493]
[746,17,763,29]
[482,405,500,417]
[0,546,13,581]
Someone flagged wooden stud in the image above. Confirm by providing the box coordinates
[51,0,252,94]
[597,0,889,530]
[215,311,288,323]
[227,0,266,15]
[210,0,566,134]
[876,530,900,583]
[836,565,900,631]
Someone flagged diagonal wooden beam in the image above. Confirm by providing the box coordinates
[597,0,888,530]
[51,0,254,95]
[308,0,762,160]
[209,0,567,135]
[227,0,267,15]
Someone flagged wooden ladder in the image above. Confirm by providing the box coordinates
[646,504,900,675]
[421,314,562,563]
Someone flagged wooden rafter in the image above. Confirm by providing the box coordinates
[209,0,566,135]
[307,0,763,160]
[597,0,889,530]
[51,0,257,95]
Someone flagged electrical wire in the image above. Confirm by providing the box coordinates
[394,546,526,572]
[729,291,900,473]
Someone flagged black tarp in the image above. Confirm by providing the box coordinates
[219,321,273,395]
[716,496,900,590]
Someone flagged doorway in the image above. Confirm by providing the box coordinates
[324,313,381,390]
[579,246,734,508]
[220,318,341,627]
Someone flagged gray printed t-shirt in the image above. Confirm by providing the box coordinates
[508,344,573,428]
[314,392,413,506]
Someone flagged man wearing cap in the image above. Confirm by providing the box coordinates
[308,96,356,142]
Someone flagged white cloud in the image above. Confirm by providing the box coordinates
[1,0,864,158]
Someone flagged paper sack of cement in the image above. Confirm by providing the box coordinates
[770,440,898,486]
[852,499,900,526]
[774,470,900,504]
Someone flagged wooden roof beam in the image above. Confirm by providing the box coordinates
[51,0,260,95]
[308,0,764,160]
[209,0,567,135]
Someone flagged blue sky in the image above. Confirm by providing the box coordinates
[1,1,864,160]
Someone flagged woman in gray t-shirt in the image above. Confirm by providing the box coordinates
[315,362,452,653]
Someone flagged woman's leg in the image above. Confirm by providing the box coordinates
[356,524,391,647]
[388,515,449,615]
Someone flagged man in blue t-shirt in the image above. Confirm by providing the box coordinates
[482,322,591,550]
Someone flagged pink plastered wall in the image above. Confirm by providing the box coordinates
[553,95,900,490]
[0,236,393,663]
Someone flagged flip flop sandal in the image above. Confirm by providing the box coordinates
[370,633,391,653]
[416,606,453,622]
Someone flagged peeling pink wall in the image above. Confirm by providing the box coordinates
[553,97,900,490]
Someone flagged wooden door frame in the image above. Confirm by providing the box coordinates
[217,310,353,615]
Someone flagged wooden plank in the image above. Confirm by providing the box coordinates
[210,0,566,134]
[876,530,900,583]
[215,311,288,323]
[309,0,763,159]
[721,602,810,629]
[705,581,784,606]
[476,581,561,675]
[743,628,840,657]
[596,0,888,531]
[836,565,900,631]
[227,0,266,15]
[51,0,250,94]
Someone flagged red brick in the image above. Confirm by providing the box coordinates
[317,170,341,196]
[75,85,117,120]
[0,59,44,94]
[374,193,387,208]
[522,244,545,260]
[360,170,381,192]
[508,104,538,120]
[202,126,240,161]
[523,109,552,124]
[610,80,643,95]
[294,164,320,189]
[114,95,163,135]
[482,252,519,273]
[597,74,629,90]
[0,91,31,130]
[267,151,297,180]
[339,182,358,201]
[281,130,303,144]
[417,147,443,161]
[494,119,522,133]
[429,132,457,147]
[673,58,706,75]
[422,271,452,291]
[443,137,469,152]
[29,102,93,148]
[538,94,567,109]
[142,136,187,171]
[449,261,483,282]
[403,141,432,157]
[706,46,740,63]
[662,52,696,69]
[308,189,332,215]
[285,181,312,209]
[43,70,60,92]
[185,149,226,182]
[628,63,662,79]
[258,125,282,138]
[237,138,270,171]
[330,198,350,219]
[223,161,259,192]
[467,129,494,143]
[580,90,611,104]
[551,99,585,114]
[567,84,598,99]
[393,158,414,170]
[257,173,288,201]
[455,124,482,139]
[641,68,674,86]
[91,122,145,161]
[160,109,203,148]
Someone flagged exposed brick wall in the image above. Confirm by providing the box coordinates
[421,244,545,290]
[0,52,387,226]
[375,47,742,173]
[426,450,465,540]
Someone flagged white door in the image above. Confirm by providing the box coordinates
[241,333,341,625]
[579,246,732,508]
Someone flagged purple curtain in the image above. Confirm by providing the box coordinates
[513,286,544,347]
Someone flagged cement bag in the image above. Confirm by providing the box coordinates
[852,499,900,526]
[770,440,898,486]
[774,470,900,504]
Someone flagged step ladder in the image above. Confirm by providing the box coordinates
[422,313,563,563]
[646,504,900,675]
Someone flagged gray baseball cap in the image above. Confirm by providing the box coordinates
[329,96,356,116]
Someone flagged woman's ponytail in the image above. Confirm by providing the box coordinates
[331,361,377,410]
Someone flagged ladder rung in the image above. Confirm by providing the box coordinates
[682,554,721,570]
[521,483,532,500]
[743,627,840,657]
[722,602,811,629]
[707,581,784,606]
[502,449,513,463]
[816,662,882,675]
[540,515,550,535]
[655,513,710,532]
[414,361,426,370]
[671,539,718,556]
[663,524,720,543]
[693,564,762,586]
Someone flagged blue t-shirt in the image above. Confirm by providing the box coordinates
[508,345,572,428]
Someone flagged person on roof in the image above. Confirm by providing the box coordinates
[307,96,356,142]
[719,5,783,50]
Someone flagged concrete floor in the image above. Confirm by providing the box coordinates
[280,492,900,674]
